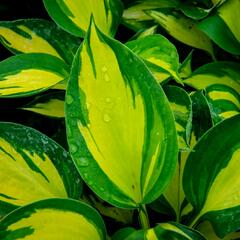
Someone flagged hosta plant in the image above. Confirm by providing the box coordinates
[0,0,240,239]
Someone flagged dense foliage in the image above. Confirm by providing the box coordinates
[0,0,240,239]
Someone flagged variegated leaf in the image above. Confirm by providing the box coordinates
[21,92,65,118]
[198,0,240,55]
[147,9,214,56]
[184,62,240,92]
[0,122,82,216]
[205,84,240,124]
[43,0,123,37]
[0,19,80,64]
[0,198,105,240]
[122,0,179,31]
[164,85,192,150]
[113,222,206,240]
[183,114,240,238]
[66,20,178,208]
[0,53,69,98]
[126,34,182,84]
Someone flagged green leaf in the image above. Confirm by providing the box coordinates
[0,53,69,98]
[205,84,240,124]
[113,223,206,240]
[0,19,80,65]
[43,0,123,37]
[183,114,240,237]
[179,50,193,79]
[65,20,178,208]
[21,92,65,118]
[184,62,240,92]
[147,9,214,56]
[198,0,240,55]
[0,198,106,240]
[158,90,212,221]
[164,85,192,150]
[122,0,179,31]
[126,34,182,84]
[0,122,82,216]
[197,221,240,240]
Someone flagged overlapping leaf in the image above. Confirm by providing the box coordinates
[183,114,240,238]
[126,34,182,83]
[0,199,105,240]
[0,122,82,216]
[198,0,240,55]
[0,53,69,98]
[21,92,65,118]
[43,0,123,37]
[0,19,80,64]
[122,0,179,31]
[66,20,178,208]
[147,9,214,56]
[113,222,206,240]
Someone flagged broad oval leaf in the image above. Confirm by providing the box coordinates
[0,122,82,215]
[0,198,106,240]
[0,53,69,98]
[0,19,80,64]
[183,114,240,237]
[205,84,240,124]
[147,9,214,56]
[21,92,65,118]
[43,0,123,37]
[66,20,178,208]
[113,222,206,240]
[126,34,182,84]
[198,0,240,55]
[184,62,240,92]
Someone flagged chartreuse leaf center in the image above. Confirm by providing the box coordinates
[66,19,178,208]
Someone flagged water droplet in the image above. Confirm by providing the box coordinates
[83,172,88,179]
[156,132,160,136]
[66,95,74,104]
[70,144,78,153]
[104,74,110,82]
[105,97,111,103]
[63,151,68,158]
[100,187,104,192]
[88,180,93,186]
[86,102,91,109]
[76,157,89,167]
[103,114,111,122]
[101,66,108,73]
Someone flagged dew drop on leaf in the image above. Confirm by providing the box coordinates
[70,144,78,153]
[66,95,74,104]
[76,157,89,167]
[103,114,111,122]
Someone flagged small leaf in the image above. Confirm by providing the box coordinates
[147,9,214,56]
[43,0,123,37]
[21,92,65,118]
[0,53,69,98]
[0,198,106,240]
[183,114,240,237]
[66,20,178,208]
[0,122,82,215]
[0,19,80,64]
[205,84,240,124]
[164,85,192,150]
[126,34,182,84]
[184,62,240,92]
[122,0,179,31]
